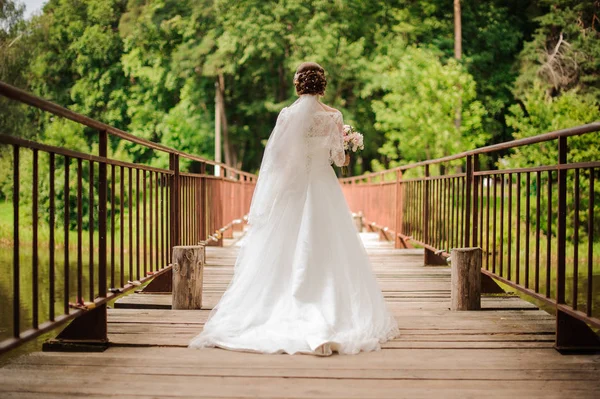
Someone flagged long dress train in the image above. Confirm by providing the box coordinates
[188,94,399,355]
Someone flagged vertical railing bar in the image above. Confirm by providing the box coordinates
[499,174,505,278]
[182,176,186,245]
[410,180,414,240]
[200,163,207,241]
[479,170,484,251]
[486,174,490,271]
[444,177,449,252]
[170,154,181,249]
[516,172,521,285]
[77,159,83,304]
[88,161,94,301]
[438,174,443,249]
[556,136,567,306]
[136,168,140,281]
[110,164,115,289]
[404,180,409,237]
[586,168,594,317]
[191,176,195,243]
[507,173,512,281]
[120,166,125,287]
[407,180,412,237]
[447,177,452,252]
[472,154,479,248]
[492,174,497,275]
[423,165,430,249]
[458,177,462,248]
[403,180,407,237]
[437,175,442,249]
[181,176,186,245]
[432,176,437,248]
[535,171,541,293]
[32,149,39,329]
[63,155,70,315]
[154,171,159,271]
[98,130,107,297]
[143,170,147,277]
[419,180,424,241]
[525,172,531,289]
[128,168,133,282]
[160,173,165,267]
[13,145,20,337]
[193,176,197,244]
[546,171,552,298]
[150,171,155,271]
[49,153,56,321]
[465,155,472,247]
[461,171,466,247]
[572,169,579,310]
[188,176,192,244]
[167,173,171,263]
[434,175,438,247]
[450,176,455,248]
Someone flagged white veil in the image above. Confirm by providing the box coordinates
[247,94,345,229]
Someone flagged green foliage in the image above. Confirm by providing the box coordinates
[0,0,597,177]
[502,0,600,241]
[514,0,600,98]
[366,45,488,168]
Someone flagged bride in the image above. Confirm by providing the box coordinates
[189,62,399,356]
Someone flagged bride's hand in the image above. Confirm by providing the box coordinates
[343,153,350,166]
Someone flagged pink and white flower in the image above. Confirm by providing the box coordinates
[342,124,364,153]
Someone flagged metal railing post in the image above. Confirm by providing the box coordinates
[472,154,479,248]
[98,130,107,298]
[170,153,180,248]
[423,164,430,247]
[464,155,473,247]
[394,169,403,248]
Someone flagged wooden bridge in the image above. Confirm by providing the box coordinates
[1,82,600,397]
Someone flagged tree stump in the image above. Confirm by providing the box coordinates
[353,211,364,232]
[172,245,205,310]
[450,248,482,310]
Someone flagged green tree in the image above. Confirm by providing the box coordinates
[365,45,488,171]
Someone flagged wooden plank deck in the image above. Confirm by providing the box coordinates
[1,232,599,398]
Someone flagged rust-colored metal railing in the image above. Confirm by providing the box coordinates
[341,122,600,351]
[0,82,255,354]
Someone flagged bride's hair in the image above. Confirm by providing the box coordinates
[294,62,327,96]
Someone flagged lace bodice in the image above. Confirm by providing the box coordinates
[279,107,346,169]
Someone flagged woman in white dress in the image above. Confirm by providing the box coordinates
[189,62,399,356]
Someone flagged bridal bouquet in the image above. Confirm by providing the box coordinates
[343,124,364,152]
[342,124,364,176]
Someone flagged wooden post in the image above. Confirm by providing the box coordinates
[353,211,363,232]
[451,247,481,310]
[172,245,205,310]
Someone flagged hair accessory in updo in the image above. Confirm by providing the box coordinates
[294,62,327,96]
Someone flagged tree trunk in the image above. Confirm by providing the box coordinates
[172,245,205,310]
[454,0,462,60]
[454,0,463,131]
[216,73,235,169]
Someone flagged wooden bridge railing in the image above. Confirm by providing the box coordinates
[0,82,256,355]
[341,122,600,351]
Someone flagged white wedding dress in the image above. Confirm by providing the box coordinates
[188,94,399,355]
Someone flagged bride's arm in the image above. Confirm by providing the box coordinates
[330,111,346,167]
